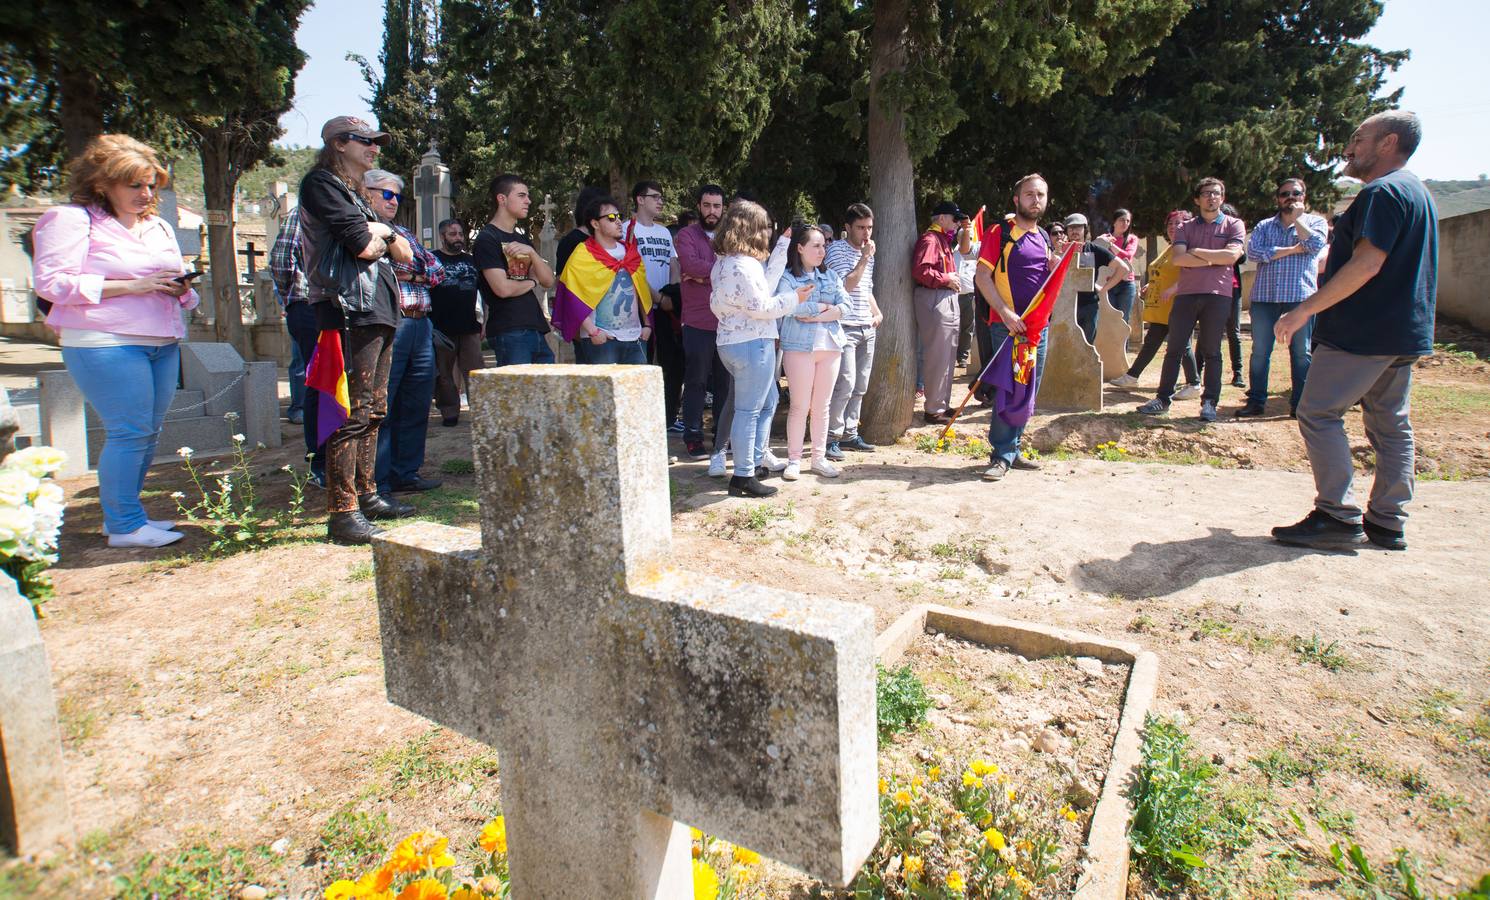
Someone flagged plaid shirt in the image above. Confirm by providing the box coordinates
[391,223,445,314]
[1246,211,1328,303]
[267,206,308,307]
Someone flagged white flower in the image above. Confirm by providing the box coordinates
[0,470,39,508]
[224,411,240,422]
[256,442,266,450]
[177,447,194,459]
[5,446,67,478]
[170,491,186,500]
[280,465,293,473]
[231,433,246,443]
[0,504,36,544]
[34,482,64,506]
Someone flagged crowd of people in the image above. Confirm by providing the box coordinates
[29,109,1437,554]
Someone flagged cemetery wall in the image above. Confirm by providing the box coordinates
[1437,207,1490,333]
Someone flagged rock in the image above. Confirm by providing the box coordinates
[915,748,936,763]
[1065,777,1098,809]
[1062,722,1080,736]
[1073,657,1104,678]
[949,713,976,726]
[930,692,954,710]
[1001,736,1030,754]
[926,710,955,731]
[269,838,290,856]
[1206,658,1225,670]
[239,887,268,900]
[1033,728,1066,754]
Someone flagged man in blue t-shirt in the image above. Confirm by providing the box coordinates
[1271,111,1438,552]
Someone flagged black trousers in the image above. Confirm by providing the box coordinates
[1157,293,1230,404]
[681,325,730,447]
[1129,323,1197,383]
[652,305,686,422]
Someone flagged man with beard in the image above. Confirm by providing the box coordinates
[430,219,484,426]
[675,184,729,460]
[972,174,1066,481]
[1271,110,1438,552]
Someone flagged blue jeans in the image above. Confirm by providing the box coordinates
[492,328,556,366]
[984,320,1048,465]
[285,301,324,479]
[376,316,436,493]
[716,338,780,477]
[62,342,179,534]
[1246,301,1312,409]
[1108,280,1137,322]
[287,328,306,415]
[580,338,648,365]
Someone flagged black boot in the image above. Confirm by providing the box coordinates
[360,492,415,520]
[328,510,384,545]
[728,475,778,498]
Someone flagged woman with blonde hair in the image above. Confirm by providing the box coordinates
[31,134,200,548]
[709,201,813,498]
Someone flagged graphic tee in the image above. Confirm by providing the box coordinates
[593,243,643,341]
[625,220,676,293]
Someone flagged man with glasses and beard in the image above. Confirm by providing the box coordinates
[1237,178,1328,418]
[430,219,484,426]
[675,184,729,460]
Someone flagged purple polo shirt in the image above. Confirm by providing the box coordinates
[1173,213,1245,297]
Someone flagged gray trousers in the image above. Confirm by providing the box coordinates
[1297,344,1416,530]
[913,285,960,415]
[829,323,876,439]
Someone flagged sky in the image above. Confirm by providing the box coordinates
[276,0,1490,182]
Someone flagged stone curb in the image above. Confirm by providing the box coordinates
[874,604,1158,899]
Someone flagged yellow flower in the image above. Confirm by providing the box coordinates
[476,877,501,896]
[729,863,759,885]
[911,775,924,789]
[978,811,993,827]
[324,880,360,900]
[970,759,998,777]
[396,879,448,900]
[478,817,507,855]
[388,832,455,874]
[904,854,924,876]
[1006,788,1017,803]
[1059,805,1078,822]
[892,789,912,808]
[693,859,720,900]
[946,869,966,893]
[928,766,941,780]
[984,827,1007,851]
[733,846,762,866]
[961,770,979,787]
[691,826,703,840]
[449,889,479,900]
[878,777,888,795]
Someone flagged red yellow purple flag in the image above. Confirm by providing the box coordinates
[971,206,986,242]
[552,238,653,342]
[979,243,1077,428]
[304,330,350,447]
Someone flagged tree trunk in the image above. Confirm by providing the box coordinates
[57,58,103,160]
[199,137,248,355]
[859,0,917,445]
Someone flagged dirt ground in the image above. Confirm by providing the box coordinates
[5,336,1489,898]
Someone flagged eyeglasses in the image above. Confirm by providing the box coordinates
[1277,190,1305,198]
[341,133,377,146]
[639,193,663,201]
[598,212,622,222]
[379,189,402,203]
[1198,190,1224,198]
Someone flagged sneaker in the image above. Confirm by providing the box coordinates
[392,476,443,493]
[824,441,845,462]
[782,460,801,481]
[1199,400,1218,423]
[707,451,727,478]
[1271,509,1366,550]
[1235,403,1266,418]
[759,449,788,473]
[1011,453,1042,471]
[810,458,840,478]
[667,419,685,433]
[1363,520,1407,551]
[841,435,877,452]
[685,440,709,460]
[287,408,304,425]
[728,475,778,498]
[981,459,1010,482]
[1231,372,1246,388]
[1174,384,1201,400]
[107,524,184,549]
[1136,399,1170,416]
[101,518,177,535]
[1108,372,1139,387]
[923,411,951,426]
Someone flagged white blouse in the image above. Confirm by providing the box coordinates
[709,236,796,346]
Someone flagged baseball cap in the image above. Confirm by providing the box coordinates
[1063,213,1089,228]
[320,116,391,146]
[931,200,962,218]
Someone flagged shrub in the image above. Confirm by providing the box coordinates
[877,663,933,744]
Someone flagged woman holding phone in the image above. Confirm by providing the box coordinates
[31,134,200,548]
[709,201,810,499]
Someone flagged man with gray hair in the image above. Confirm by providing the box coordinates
[1271,110,1437,552]
[365,168,445,505]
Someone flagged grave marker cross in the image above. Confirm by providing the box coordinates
[237,242,264,279]
[373,365,877,898]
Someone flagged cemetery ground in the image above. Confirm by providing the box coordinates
[4,334,1490,898]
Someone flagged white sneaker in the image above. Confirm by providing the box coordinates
[102,518,177,535]
[1174,384,1202,400]
[1108,373,1139,387]
[707,451,727,478]
[782,461,801,481]
[810,458,841,478]
[760,449,788,473]
[107,524,184,548]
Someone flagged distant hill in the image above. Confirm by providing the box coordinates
[1333,177,1490,219]
[167,147,318,211]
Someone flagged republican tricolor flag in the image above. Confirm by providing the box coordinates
[304,330,351,447]
[551,237,653,342]
[979,242,1077,428]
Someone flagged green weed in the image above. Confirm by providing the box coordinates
[112,842,276,900]
[1292,634,1351,671]
[347,560,375,582]
[440,458,475,476]
[314,807,390,882]
[875,663,932,745]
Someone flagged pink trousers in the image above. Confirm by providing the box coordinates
[783,349,843,462]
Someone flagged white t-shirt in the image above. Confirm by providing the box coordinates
[624,220,675,293]
[593,242,643,342]
[954,240,982,294]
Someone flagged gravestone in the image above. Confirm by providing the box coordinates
[1092,297,1131,382]
[413,145,453,249]
[1038,266,1103,412]
[373,365,878,896]
[0,573,73,855]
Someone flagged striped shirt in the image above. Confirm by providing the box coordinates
[825,239,875,325]
[1245,212,1328,303]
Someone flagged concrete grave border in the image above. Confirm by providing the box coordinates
[875,604,1159,900]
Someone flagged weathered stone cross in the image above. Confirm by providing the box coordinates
[372,365,877,896]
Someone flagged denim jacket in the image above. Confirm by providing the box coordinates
[775,267,852,352]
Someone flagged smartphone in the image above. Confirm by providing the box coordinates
[174,270,204,283]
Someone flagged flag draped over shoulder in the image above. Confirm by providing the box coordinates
[980,243,1077,429]
[304,330,350,447]
[551,238,652,342]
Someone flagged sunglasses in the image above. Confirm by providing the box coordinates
[378,189,402,203]
[598,212,622,222]
[1277,190,1305,198]
[341,133,378,146]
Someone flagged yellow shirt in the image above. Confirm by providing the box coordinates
[1141,246,1181,326]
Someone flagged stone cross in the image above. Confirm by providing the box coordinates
[373,365,877,896]
[237,242,264,279]
[1037,266,1103,412]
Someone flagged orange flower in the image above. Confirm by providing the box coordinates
[478,817,508,856]
[396,878,448,900]
[388,832,455,874]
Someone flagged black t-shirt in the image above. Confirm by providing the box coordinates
[430,250,482,336]
[298,169,400,329]
[1316,169,1438,357]
[473,224,549,336]
[556,227,588,277]
[1075,240,1116,305]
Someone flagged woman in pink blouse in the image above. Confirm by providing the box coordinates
[1101,208,1140,323]
[31,135,200,548]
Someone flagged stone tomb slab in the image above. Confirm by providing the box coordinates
[373,365,878,897]
[1038,267,1103,412]
[876,605,1159,900]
